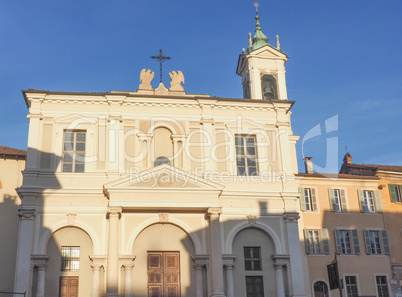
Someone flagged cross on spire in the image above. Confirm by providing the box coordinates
[253,2,259,13]
[150,49,172,83]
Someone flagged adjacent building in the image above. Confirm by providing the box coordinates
[0,146,26,293]
[298,156,393,297]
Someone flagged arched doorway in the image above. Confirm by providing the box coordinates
[45,227,93,297]
[232,227,276,297]
[131,223,195,297]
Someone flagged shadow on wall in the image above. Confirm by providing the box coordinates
[13,149,63,297]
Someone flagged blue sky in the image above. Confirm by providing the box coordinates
[0,0,401,172]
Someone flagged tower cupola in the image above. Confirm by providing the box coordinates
[236,4,289,101]
[248,9,269,53]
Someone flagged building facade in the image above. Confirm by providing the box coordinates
[298,157,393,297]
[13,12,310,297]
[340,154,402,297]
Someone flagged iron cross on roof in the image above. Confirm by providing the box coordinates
[150,49,172,83]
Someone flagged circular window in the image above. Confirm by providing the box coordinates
[154,156,171,167]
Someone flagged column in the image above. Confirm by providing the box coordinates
[91,264,102,297]
[207,208,225,297]
[192,255,209,297]
[14,208,36,295]
[283,213,306,297]
[119,256,135,297]
[223,255,236,297]
[124,264,134,297]
[36,266,46,297]
[106,207,122,297]
[272,255,289,297]
[225,266,234,297]
[31,255,49,297]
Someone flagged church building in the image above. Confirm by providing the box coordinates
[14,9,310,297]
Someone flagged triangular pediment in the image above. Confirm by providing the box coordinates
[226,118,265,130]
[249,45,288,59]
[104,164,224,191]
[55,113,98,124]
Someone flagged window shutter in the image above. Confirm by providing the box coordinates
[311,188,318,211]
[351,229,360,255]
[304,229,312,254]
[374,190,383,212]
[321,229,330,254]
[334,230,342,254]
[389,184,398,202]
[363,230,372,254]
[340,189,348,211]
[299,188,307,211]
[358,190,366,212]
[328,189,336,211]
[381,230,390,255]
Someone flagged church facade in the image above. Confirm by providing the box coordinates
[14,12,309,297]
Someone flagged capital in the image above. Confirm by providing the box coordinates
[31,254,50,269]
[205,207,222,220]
[106,207,122,219]
[18,208,36,220]
[283,212,299,223]
[192,255,209,267]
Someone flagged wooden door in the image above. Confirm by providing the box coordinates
[148,252,180,297]
[59,277,79,297]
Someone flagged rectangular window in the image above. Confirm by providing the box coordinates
[358,190,383,213]
[363,230,390,255]
[389,184,402,203]
[334,229,360,255]
[375,275,389,297]
[329,189,348,212]
[345,276,358,297]
[304,229,330,255]
[299,187,318,211]
[244,247,262,270]
[61,246,80,271]
[235,135,258,176]
[246,276,264,297]
[62,130,86,173]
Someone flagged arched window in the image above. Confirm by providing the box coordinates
[261,75,277,100]
[153,127,173,167]
[154,156,171,167]
[314,281,329,297]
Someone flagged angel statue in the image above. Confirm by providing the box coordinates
[139,69,154,90]
[169,70,185,92]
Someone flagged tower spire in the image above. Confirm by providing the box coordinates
[248,2,269,53]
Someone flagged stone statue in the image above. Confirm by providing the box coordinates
[139,69,154,90]
[248,32,252,47]
[169,70,185,91]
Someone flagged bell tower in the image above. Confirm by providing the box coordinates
[236,5,289,100]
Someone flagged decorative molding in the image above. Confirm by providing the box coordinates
[67,213,76,226]
[247,215,257,226]
[159,212,169,223]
